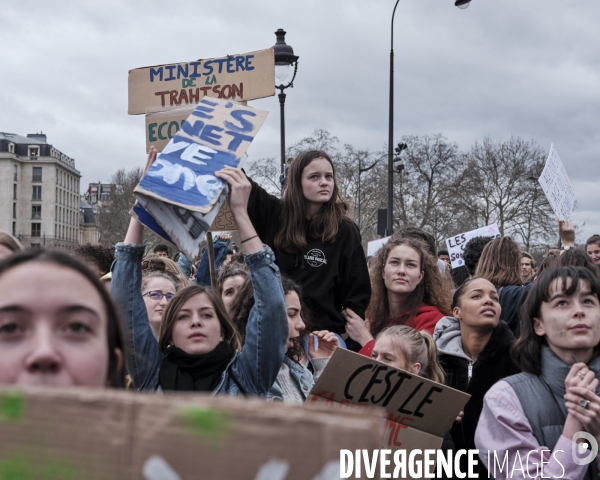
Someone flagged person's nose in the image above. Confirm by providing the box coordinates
[25,326,62,375]
[159,294,169,306]
[572,300,585,319]
[190,313,202,327]
[296,317,306,332]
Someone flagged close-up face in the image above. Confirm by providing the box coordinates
[285,291,305,349]
[534,278,600,355]
[383,245,424,297]
[372,335,420,374]
[143,276,176,339]
[155,250,168,258]
[221,275,245,314]
[453,278,501,331]
[0,244,15,261]
[171,293,223,355]
[300,157,334,206]
[587,242,600,265]
[520,257,533,279]
[0,262,112,387]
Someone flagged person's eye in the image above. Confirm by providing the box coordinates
[202,313,214,319]
[66,322,92,335]
[178,314,189,321]
[0,322,20,336]
[583,297,598,305]
[472,294,481,299]
[288,311,296,318]
[492,296,500,302]
[556,300,567,307]
[224,290,233,297]
[165,294,175,301]
[149,292,161,300]
[384,356,393,362]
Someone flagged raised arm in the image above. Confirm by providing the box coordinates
[111,146,161,390]
[216,167,288,395]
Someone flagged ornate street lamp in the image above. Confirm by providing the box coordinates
[272,29,299,176]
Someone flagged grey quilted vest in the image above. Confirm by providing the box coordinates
[505,346,600,480]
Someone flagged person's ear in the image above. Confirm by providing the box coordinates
[412,362,422,375]
[533,317,546,337]
[418,271,424,283]
[453,306,462,320]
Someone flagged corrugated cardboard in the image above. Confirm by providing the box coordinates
[308,348,470,452]
[0,386,382,480]
[128,49,274,115]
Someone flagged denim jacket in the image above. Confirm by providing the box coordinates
[111,243,288,396]
[267,356,329,402]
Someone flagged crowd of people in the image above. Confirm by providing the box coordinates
[1,147,600,479]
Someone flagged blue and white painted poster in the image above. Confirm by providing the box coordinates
[135,97,268,214]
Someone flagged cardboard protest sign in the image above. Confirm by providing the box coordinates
[367,236,391,257]
[133,98,266,258]
[445,223,501,269]
[128,49,275,115]
[308,348,470,453]
[0,386,381,480]
[209,196,237,231]
[135,97,267,214]
[145,105,196,153]
[538,143,576,222]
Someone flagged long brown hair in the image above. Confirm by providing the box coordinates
[367,235,451,337]
[0,249,125,388]
[274,150,350,252]
[511,266,600,374]
[375,325,445,384]
[158,285,242,354]
[475,237,522,287]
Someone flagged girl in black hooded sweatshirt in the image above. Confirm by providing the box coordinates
[219,150,370,350]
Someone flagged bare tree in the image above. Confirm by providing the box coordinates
[459,136,556,246]
[96,168,163,248]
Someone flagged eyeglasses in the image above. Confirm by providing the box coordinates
[143,291,175,301]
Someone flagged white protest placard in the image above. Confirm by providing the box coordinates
[445,223,501,268]
[538,143,576,222]
[367,236,391,257]
[128,49,275,115]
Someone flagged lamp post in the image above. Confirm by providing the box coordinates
[386,0,469,236]
[357,155,384,230]
[272,29,299,177]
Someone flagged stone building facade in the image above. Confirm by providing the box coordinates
[0,132,84,250]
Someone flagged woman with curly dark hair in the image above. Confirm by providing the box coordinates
[346,235,452,357]
[229,276,339,404]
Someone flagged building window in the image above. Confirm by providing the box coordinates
[32,186,42,200]
[12,203,16,219]
[31,223,41,238]
[13,165,17,181]
[8,143,14,154]
[13,184,17,200]
[32,166,42,182]
[29,146,39,158]
[12,222,16,236]
[32,205,41,219]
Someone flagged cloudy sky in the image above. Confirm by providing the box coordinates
[1,0,598,241]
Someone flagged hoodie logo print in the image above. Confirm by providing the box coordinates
[304,249,327,267]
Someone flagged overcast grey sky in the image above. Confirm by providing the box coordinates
[1,0,598,242]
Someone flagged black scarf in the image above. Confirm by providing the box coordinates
[159,341,235,392]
